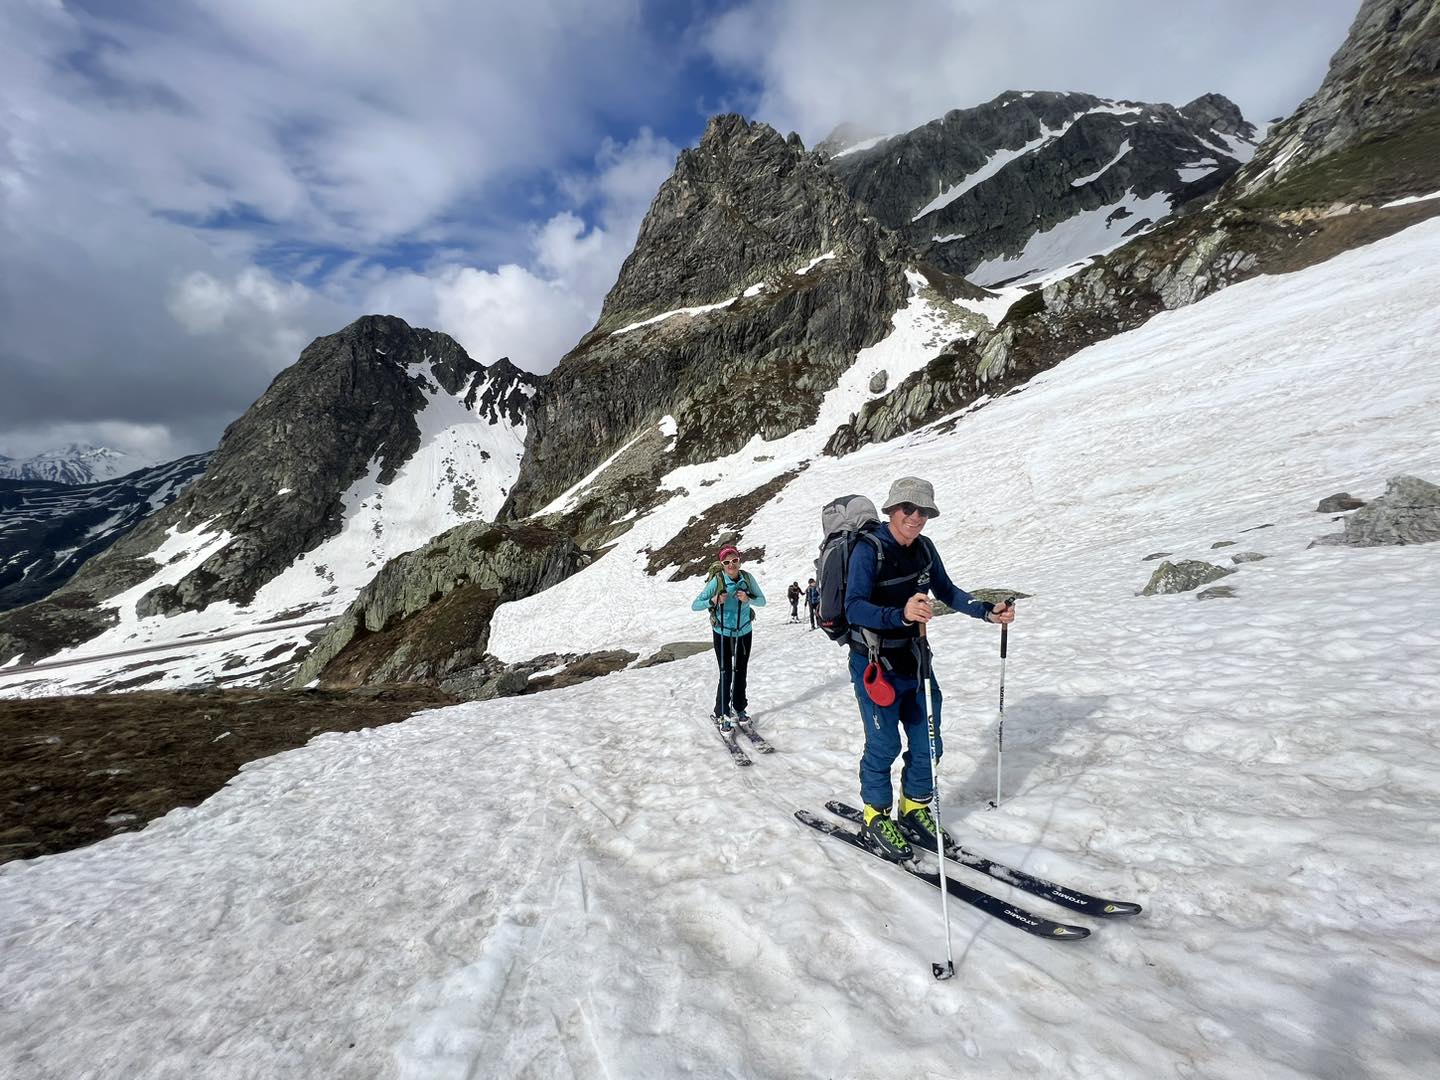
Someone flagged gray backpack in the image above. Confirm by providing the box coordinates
[814,495,884,643]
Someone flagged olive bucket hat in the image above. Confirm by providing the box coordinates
[880,476,940,518]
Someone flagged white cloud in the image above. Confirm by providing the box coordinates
[702,0,1362,144]
[0,0,679,457]
[355,129,680,373]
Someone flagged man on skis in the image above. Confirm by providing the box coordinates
[845,477,1014,861]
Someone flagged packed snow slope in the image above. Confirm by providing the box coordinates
[3,220,1439,1079]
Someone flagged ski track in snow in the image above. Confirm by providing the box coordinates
[3,220,1440,1078]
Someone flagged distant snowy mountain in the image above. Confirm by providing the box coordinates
[0,453,211,612]
[0,444,137,485]
[0,316,535,686]
[823,90,1259,287]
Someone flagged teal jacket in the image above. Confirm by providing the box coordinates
[692,570,767,637]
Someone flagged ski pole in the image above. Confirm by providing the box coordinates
[915,572,954,981]
[988,595,1016,810]
[729,594,739,724]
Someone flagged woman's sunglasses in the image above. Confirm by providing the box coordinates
[721,557,741,566]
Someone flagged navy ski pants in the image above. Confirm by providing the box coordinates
[848,650,943,810]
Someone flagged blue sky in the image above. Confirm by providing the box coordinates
[0,0,1361,462]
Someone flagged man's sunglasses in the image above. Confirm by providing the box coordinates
[896,502,935,519]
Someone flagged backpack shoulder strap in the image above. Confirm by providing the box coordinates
[917,535,936,576]
[854,527,886,579]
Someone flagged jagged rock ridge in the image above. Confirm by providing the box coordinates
[823,90,1258,286]
[1234,0,1440,198]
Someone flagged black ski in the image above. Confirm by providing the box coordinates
[827,801,1141,919]
[712,715,752,767]
[795,810,1089,941]
[735,719,775,753]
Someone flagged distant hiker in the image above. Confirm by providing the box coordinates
[692,545,767,730]
[787,581,802,623]
[805,578,820,630]
[842,477,1014,861]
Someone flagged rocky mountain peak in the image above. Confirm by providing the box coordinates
[0,444,135,485]
[1233,0,1440,198]
[824,89,1259,286]
[0,315,535,666]
[1178,93,1254,137]
[503,109,910,523]
[594,113,896,332]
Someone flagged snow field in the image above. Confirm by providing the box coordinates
[1,218,1439,1077]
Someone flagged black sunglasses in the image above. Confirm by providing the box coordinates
[896,502,935,519]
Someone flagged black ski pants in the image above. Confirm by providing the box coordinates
[711,630,752,716]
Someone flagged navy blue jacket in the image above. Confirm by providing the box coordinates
[845,525,989,658]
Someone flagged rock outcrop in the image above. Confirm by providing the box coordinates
[1141,559,1236,595]
[1234,0,1440,201]
[1327,474,1440,545]
[292,521,585,690]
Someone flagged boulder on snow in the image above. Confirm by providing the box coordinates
[1316,491,1366,512]
[1336,475,1440,546]
[635,641,712,669]
[1196,585,1238,600]
[1140,559,1236,596]
[1230,552,1268,564]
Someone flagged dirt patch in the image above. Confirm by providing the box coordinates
[0,685,456,867]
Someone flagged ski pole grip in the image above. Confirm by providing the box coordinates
[998,595,1015,657]
[916,572,931,638]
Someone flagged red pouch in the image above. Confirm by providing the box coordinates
[863,662,896,707]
